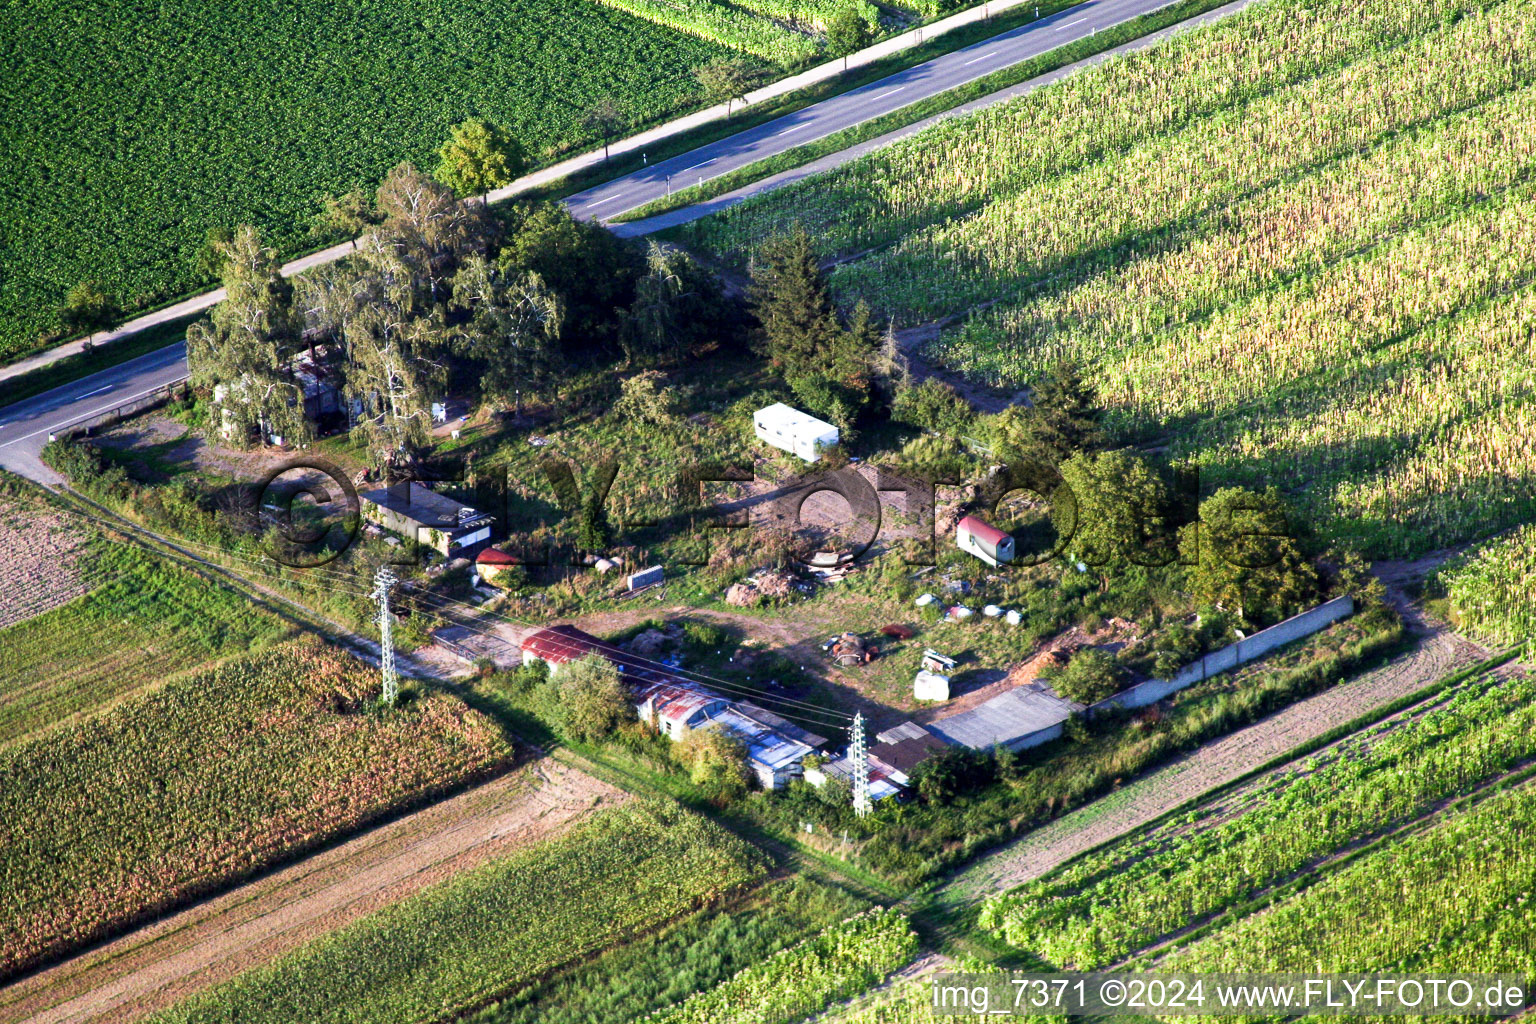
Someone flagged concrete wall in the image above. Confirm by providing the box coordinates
[1009,721,1065,751]
[1094,596,1355,713]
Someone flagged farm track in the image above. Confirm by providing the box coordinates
[937,596,1488,905]
[0,759,625,1024]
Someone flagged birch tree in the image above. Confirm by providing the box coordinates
[450,254,563,415]
[186,226,307,444]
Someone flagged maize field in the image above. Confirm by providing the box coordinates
[0,637,513,978]
[683,0,1536,557]
[1161,780,1536,986]
[647,907,918,1024]
[979,669,1536,968]
[1437,525,1536,647]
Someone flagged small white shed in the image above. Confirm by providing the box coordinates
[753,403,840,462]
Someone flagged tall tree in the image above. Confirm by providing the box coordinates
[694,60,755,116]
[433,118,525,200]
[499,201,642,351]
[580,97,627,162]
[59,280,121,345]
[994,360,1106,467]
[375,162,498,312]
[825,8,874,69]
[1053,449,1175,572]
[341,292,450,465]
[311,188,382,249]
[449,254,564,415]
[185,226,307,444]
[750,228,839,370]
[616,241,728,367]
[193,227,235,281]
[1186,487,1317,626]
[750,230,877,428]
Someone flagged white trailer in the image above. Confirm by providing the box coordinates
[753,403,840,463]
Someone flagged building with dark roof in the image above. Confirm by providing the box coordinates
[869,721,951,778]
[359,481,493,557]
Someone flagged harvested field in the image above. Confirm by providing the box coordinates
[0,499,92,629]
[0,759,622,1024]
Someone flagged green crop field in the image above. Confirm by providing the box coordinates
[681,0,1536,559]
[980,668,1536,967]
[1,637,513,978]
[147,801,767,1024]
[0,535,289,747]
[1437,525,1536,648]
[468,877,869,1024]
[1158,780,1536,980]
[0,0,758,365]
[650,907,917,1024]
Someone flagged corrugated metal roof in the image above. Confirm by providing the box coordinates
[520,624,631,668]
[957,515,1010,547]
[708,707,815,771]
[735,701,828,750]
[927,684,1083,750]
[820,756,903,800]
[633,677,728,728]
[876,720,934,745]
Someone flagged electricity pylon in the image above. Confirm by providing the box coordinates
[850,712,870,818]
[371,565,399,706]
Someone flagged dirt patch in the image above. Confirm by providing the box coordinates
[0,499,92,629]
[0,759,625,1024]
[895,321,1029,414]
[94,413,313,485]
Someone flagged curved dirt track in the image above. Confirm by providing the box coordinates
[0,758,625,1024]
[941,604,1488,905]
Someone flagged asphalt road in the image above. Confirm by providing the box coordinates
[566,0,1167,221]
[0,0,1178,483]
[0,342,187,482]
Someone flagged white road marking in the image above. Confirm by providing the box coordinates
[963,50,999,65]
[679,158,715,174]
[775,122,812,136]
[0,378,186,448]
[869,86,906,102]
[76,385,113,399]
[1056,16,1087,28]
[585,194,625,208]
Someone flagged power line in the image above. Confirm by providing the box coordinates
[15,494,855,723]
[137,532,855,721]
[404,590,854,722]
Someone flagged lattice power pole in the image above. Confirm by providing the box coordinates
[371,565,399,706]
[850,712,871,818]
